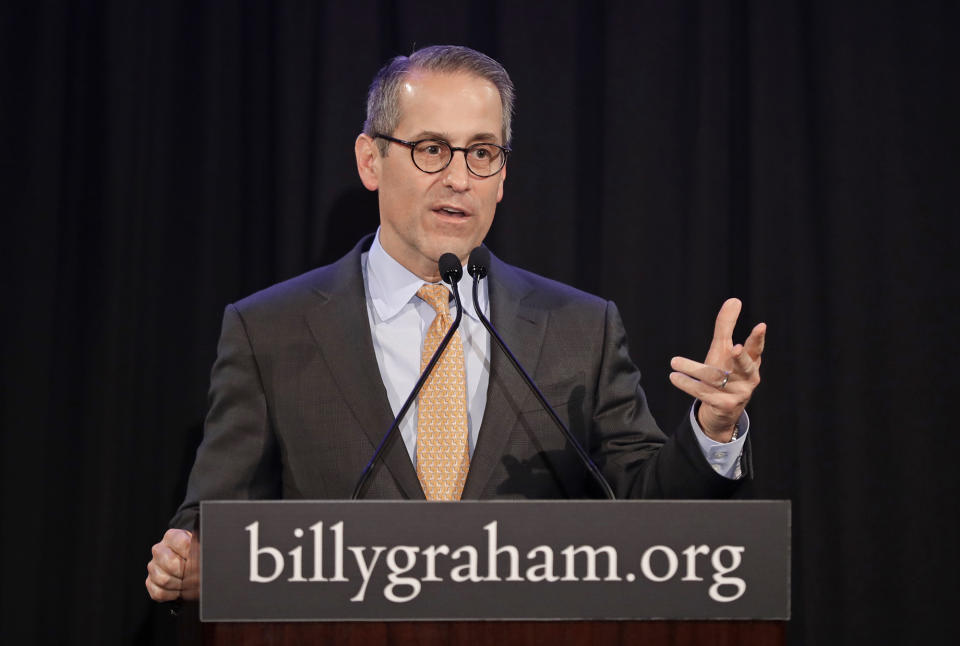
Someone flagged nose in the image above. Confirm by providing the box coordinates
[442,151,471,192]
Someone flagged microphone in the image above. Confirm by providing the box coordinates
[351,253,466,499]
[466,247,616,500]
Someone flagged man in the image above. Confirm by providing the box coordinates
[146,46,765,602]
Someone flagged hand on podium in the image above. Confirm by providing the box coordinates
[146,528,198,602]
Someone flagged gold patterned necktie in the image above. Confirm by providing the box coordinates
[415,283,470,501]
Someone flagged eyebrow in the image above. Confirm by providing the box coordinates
[409,130,500,144]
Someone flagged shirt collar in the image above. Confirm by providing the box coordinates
[366,228,487,322]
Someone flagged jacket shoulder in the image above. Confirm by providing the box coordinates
[231,237,369,319]
[492,256,609,312]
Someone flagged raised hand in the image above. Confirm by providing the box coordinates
[669,298,766,442]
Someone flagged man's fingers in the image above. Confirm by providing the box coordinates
[146,544,185,602]
[669,371,712,400]
[670,350,759,403]
[147,559,183,591]
[669,371,743,402]
[145,576,181,602]
[731,345,759,377]
[147,530,193,603]
[744,322,766,360]
[710,298,742,349]
[672,351,758,385]
[671,356,730,388]
[163,528,192,560]
[152,542,186,580]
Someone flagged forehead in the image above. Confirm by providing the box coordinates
[395,71,503,143]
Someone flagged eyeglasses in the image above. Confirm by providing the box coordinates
[374,134,510,177]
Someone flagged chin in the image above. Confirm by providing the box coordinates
[429,241,473,264]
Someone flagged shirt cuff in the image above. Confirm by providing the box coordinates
[689,403,749,480]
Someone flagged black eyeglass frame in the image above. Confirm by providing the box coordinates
[374,133,511,178]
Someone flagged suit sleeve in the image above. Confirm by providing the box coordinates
[169,304,281,530]
[592,300,748,499]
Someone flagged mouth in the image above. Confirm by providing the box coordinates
[433,205,470,219]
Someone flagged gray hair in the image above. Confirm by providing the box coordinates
[363,45,515,154]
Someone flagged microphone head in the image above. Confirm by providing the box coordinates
[438,253,463,285]
[467,246,490,279]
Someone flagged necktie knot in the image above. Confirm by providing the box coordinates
[417,283,451,317]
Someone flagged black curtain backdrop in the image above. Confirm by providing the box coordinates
[2,1,957,644]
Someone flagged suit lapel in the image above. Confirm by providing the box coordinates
[462,256,549,499]
[303,238,425,499]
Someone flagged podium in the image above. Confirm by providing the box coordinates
[174,500,789,645]
[186,618,785,644]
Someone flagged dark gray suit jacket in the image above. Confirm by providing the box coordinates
[171,236,747,529]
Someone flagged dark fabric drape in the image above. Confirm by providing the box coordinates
[1,1,956,643]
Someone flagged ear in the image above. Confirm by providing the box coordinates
[355,134,380,191]
[495,162,507,203]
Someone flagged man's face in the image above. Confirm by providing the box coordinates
[357,71,506,281]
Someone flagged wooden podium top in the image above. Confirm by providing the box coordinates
[175,613,785,646]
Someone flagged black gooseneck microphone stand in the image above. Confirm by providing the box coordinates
[467,246,616,500]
